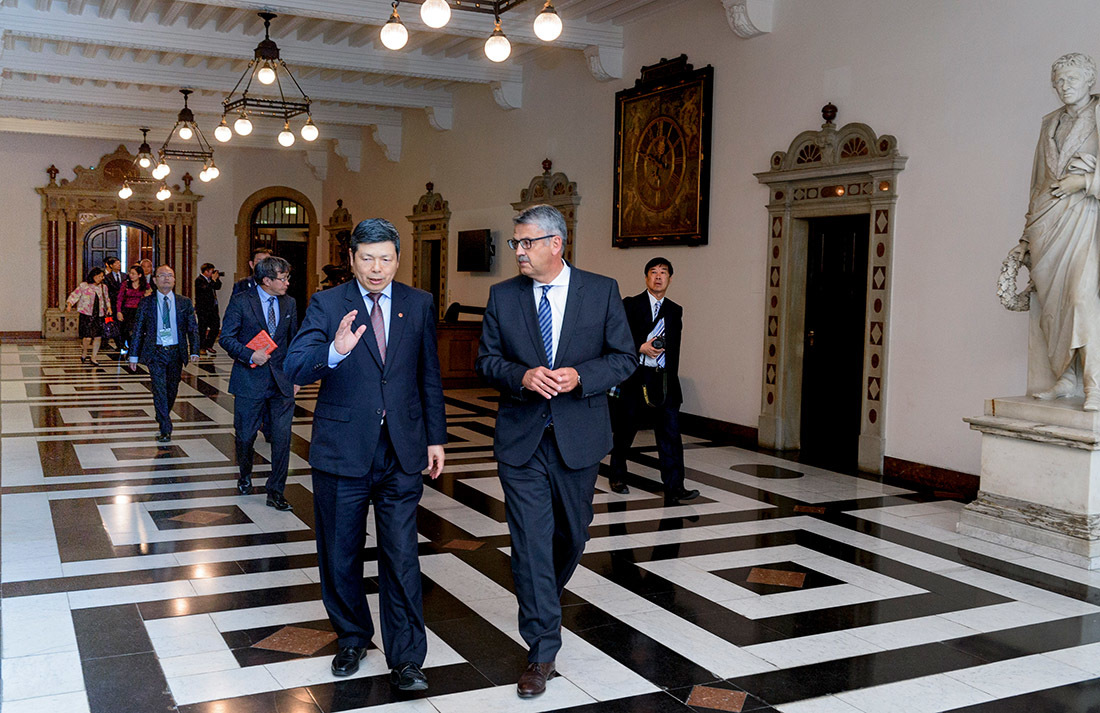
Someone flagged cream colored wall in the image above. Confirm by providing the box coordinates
[321,0,1100,476]
[0,133,322,329]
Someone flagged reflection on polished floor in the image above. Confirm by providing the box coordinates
[3,341,1100,713]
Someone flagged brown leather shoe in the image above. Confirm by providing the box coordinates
[517,662,556,698]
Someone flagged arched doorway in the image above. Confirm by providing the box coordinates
[83,221,156,273]
[252,198,309,321]
[235,187,319,321]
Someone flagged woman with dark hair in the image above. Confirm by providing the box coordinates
[65,267,112,365]
[115,264,150,353]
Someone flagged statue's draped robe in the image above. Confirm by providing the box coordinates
[1025,96,1100,379]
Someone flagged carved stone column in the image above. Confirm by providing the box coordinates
[406,184,451,319]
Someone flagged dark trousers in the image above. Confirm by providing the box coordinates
[498,430,599,663]
[197,314,220,351]
[312,428,427,667]
[148,346,184,436]
[609,379,685,492]
[234,389,293,494]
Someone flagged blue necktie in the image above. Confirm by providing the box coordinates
[654,299,665,368]
[538,285,553,367]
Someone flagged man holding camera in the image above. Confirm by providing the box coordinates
[195,262,223,355]
[608,257,699,504]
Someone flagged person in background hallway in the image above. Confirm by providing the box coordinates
[140,258,153,279]
[475,204,636,698]
[195,262,223,355]
[116,264,150,354]
[608,257,699,503]
[128,265,199,442]
[285,218,446,690]
[219,256,299,511]
[234,247,273,296]
[66,267,112,366]
[102,256,126,353]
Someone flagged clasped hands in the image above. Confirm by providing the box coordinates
[523,366,580,399]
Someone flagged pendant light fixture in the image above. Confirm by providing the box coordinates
[380,2,409,50]
[484,17,511,62]
[152,89,218,186]
[118,128,165,200]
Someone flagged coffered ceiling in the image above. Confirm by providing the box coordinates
[0,0,691,174]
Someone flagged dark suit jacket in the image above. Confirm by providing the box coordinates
[233,277,258,296]
[219,288,299,398]
[476,266,636,470]
[620,291,683,407]
[194,275,223,319]
[129,292,200,365]
[104,271,123,308]
[284,280,447,477]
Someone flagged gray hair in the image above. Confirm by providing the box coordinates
[254,256,291,283]
[1052,52,1097,87]
[513,204,567,245]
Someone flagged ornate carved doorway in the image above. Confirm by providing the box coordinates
[754,106,906,473]
[235,187,319,313]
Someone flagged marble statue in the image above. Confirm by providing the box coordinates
[1009,52,1100,411]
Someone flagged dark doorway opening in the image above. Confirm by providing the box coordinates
[799,214,869,469]
[417,238,443,317]
[251,199,309,323]
[83,222,156,273]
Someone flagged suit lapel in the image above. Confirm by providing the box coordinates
[384,284,408,375]
[344,281,383,370]
[249,290,268,333]
[555,268,585,367]
[517,278,548,367]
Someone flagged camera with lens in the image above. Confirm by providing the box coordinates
[651,336,666,350]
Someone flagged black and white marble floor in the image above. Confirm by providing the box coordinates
[3,340,1100,713]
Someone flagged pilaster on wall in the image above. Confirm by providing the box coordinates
[406,183,451,319]
[754,108,906,473]
[511,159,581,264]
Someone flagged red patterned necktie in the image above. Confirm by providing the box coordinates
[367,292,386,363]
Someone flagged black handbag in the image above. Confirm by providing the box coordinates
[102,315,119,341]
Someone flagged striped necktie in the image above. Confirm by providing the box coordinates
[538,285,553,367]
[654,299,665,368]
[266,296,277,335]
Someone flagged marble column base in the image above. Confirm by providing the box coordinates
[42,308,78,339]
[962,396,1100,570]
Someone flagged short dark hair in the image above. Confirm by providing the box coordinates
[85,267,104,282]
[644,257,673,276]
[250,247,273,262]
[349,218,401,256]
[200,262,215,273]
[104,256,120,267]
[128,264,148,291]
[254,256,291,284]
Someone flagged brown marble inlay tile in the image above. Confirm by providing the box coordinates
[793,505,826,514]
[686,685,747,711]
[168,510,231,525]
[746,567,806,588]
[253,626,338,655]
[444,539,484,551]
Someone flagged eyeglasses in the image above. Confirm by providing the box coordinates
[507,235,555,250]
[270,275,290,283]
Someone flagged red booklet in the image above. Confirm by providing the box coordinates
[245,330,277,368]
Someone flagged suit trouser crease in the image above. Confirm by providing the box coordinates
[498,432,599,663]
[149,347,183,436]
[234,390,293,494]
[610,389,685,491]
[312,430,426,667]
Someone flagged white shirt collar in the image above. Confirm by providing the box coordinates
[356,280,393,301]
[534,261,571,289]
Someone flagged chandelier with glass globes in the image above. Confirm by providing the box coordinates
[381,0,562,63]
[144,88,220,201]
[117,127,161,200]
[215,12,318,148]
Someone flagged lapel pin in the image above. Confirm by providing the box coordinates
[398,312,404,318]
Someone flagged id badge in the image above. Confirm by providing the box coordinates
[158,327,173,342]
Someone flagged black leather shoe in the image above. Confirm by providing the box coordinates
[609,480,630,494]
[331,646,367,676]
[236,480,252,496]
[517,662,556,698]
[665,487,700,504]
[155,433,171,443]
[266,493,293,511]
[390,661,428,691]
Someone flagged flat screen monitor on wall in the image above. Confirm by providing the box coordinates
[457,229,493,272]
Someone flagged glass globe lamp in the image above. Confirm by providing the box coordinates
[533,2,562,42]
[380,10,408,50]
[484,21,510,62]
[420,0,451,28]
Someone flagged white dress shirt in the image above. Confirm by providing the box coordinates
[532,262,571,367]
[641,291,665,368]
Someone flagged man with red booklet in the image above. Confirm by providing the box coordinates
[219,256,299,511]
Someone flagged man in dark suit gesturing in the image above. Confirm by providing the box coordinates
[608,258,699,503]
[128,265,200,442]
[194,262,223,355]
[285,219,446,691]
[219,256,299,511]
[476,205,636,698]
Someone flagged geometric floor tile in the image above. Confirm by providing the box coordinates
[686,686,748,712]
[251,626,338,655]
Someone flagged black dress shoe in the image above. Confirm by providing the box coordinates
[155,433,171,443]
[331,646,367,676]
[517,662,556,698]
[664,487,700,504]
[390,661,428,691]
[236,480,252,496]
[266,493,293,511]
[609,480,630,494]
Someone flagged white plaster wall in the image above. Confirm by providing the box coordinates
[320,0,1100,476]
[0,133,322,329]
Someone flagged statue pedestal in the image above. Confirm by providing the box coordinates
[962,396,1100,569]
